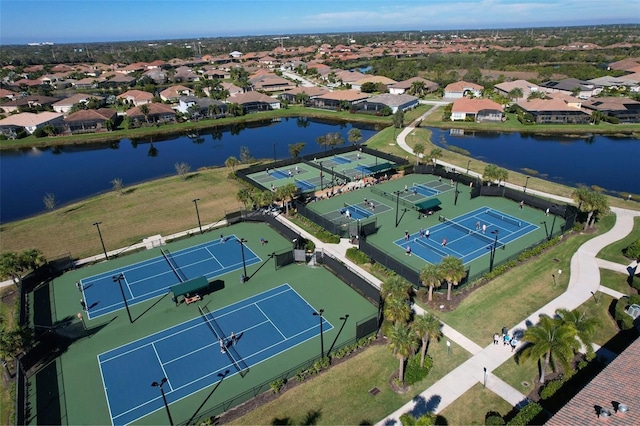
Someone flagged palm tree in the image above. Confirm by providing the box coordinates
[381,275,412,302]
[413,143,425,166]
[428,147,442,166]
[288,142,305,159]
[387,322,419,386]
[19,249,45,271]
[236,187,255,209]
[139,103,150,124]
[507,88,524,103]
[420,263,441,302]
[517,316,580,384]
[224,156,239,173]
[555,308,600,358]
[438,256,466,301]
[572,186,610,231]
[277,183,297,215]
[412,313,442,367]
[383,296,412,326]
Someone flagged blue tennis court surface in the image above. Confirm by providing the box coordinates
[340,203,374,220]
[98,284,331,425]
[81,235,261,319]
[395,207,538,264]
[411,182,440,197]
[333,156,352,164]
[271,169,290,179]
[294,178,315,191]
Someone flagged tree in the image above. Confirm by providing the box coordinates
[483,164,500,185]
[387,322,419,386]
[111,178,124,196]
[348,128,362,145]
[393,109,405,128]
[139,103,150,123]
[555,308,600,358]
[224,156,239,173]
[572,186,610,231]
[409,80,426,97]
[236,187,255,209]
[438,256,466,301]
[381,275,413,302]
[413,142,425,165]
[428,147,442,166]
[420,263,441,302]
[518,316,580,384]
[507,88,524,103]
[43,192,57,211]
[383,296,412,326]
[412,313,442,367]
[288,142,305,158]
[277,183,297,215]
[239,146,253,164]
[174,162,191,179]
[0,249,45,287]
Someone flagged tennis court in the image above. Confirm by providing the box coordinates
[395,207,538,264]
[81,235,261,319]
[99,283,332,425]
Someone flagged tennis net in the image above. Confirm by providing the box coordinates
[442,217,504,248]
[370,187,416,210]
[161,248,187,282]
[485,209,522,227]
[198,305,249,377]
[412,182,439,196]
[344,203,372,218]
[413,238,449,258]
[294,178,315,191]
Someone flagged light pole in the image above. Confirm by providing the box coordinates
[549,205,557,239]
[238,238,248,282]
[489,230,499,272]
[273,143,277,163]
[540,221,549,239]
[483,367,487,388]
[552,274,557,286]
[454,176,460,206]
[466,160,471,174]
[193,198,202,234]
[151,377,174,426]
[394,191,400,227]
[319,161,324,189]
[524,176,530,193]
[330,166,335,190]
[312,308,325,359]
[93,221,108,261]
[446,340,451,357]
[113,273,133,323]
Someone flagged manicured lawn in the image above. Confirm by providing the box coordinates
[419,214,615,347]
[597,216,640,264]
[599,268,637,296]
[439,383,514,425]
[228,338,471,425]
[0,287,17,425]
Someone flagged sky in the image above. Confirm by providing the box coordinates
[1,0,638,45]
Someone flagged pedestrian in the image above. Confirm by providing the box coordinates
[493,333,500,345]
[519,200,524,209]
[230,331,237,345]
[438,176,442,183]
[545,207,550,216]
[482,224,487,234]
[288,170,292,177]
[450,178,454,186]
[260,238,266,245]
[219,338,226,353]
[419,227,424,237]
[404,184,408,193]
[345,209,351,218]
[80,299,87,311]
[220,234,225,243]
[295,166,299,173]
[476,221,481,230]
[441,238,447,247]
[405,230,409,241]
[503,333,511,346]
[271,183,275,191]
[510,336,518,352]
[406,245,411,256]
[413,187,418,195]
[76,281,82,292]
[425,229,430,238]
[266,167,270,175]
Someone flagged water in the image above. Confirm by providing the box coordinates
[0,117,377,223]
[430,128,640,196]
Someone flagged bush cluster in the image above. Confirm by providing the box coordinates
[485,411,506,425]
[540,379,563,400]
[622,238,640,261]
[506,402,543,425]
[404,353,433,385]
[613,294,640,330]
[345,247,371,264]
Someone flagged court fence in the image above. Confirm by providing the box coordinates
[188,332,378,425]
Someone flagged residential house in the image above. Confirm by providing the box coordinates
[101,73,136,89]
[278,86,330,104]
[388,77,438,95]
[444,81,483,99]
[126,103,176,126]
[159,85,194,102]
[0,95,59,114]
[74,77,99,90]
[516,98,590,124]
[493,80,540,101]
[547,337,640,426]
[581,97,640,123]
[172,66,200,83]
[0,111,64,137]
[53,94,105,114]
[0,88,19,100]
[450,98,504,122]
[249,73,295,92]
[539,78,602,99]
[142,68,168,85]
[217,82,243,97]
[176,96,226,117]
[357,93,419,114]
[117,90,154,107]
[309,90,369,110]
[587,75,640,92]
[351,75,398,91]
[333,70,368,86]
[227,92,280,113]
[607,58,640,72]
[63,108,117,134]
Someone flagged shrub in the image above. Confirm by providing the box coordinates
[404,353,433,385]
[346,247,370,264]
[485,411,506,425]
[623,238,640,261]
[507,402,543,425]
[270,378,286,394]
[540,379,563,400]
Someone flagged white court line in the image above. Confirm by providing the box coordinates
[151,343,173,391]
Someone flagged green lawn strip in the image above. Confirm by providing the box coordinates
[0,288,16,425]
[438,382,514,425]
[229,339,470,425]
[418,214,616,347]
[597,216,640,264]
[579,293,618,346]
[599,268,636,295]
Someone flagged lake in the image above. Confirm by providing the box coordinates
[1,120,638,224]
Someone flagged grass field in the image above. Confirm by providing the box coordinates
[438,382,514,425]
[597,216,640,264]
